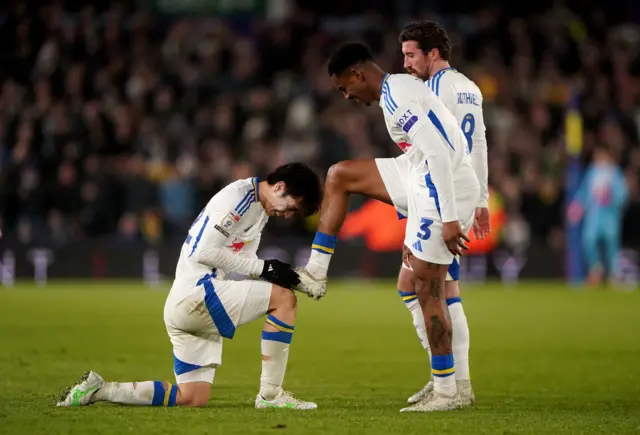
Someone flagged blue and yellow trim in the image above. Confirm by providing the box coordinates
[431,353,455,378]
[398,290,418,304]
[152,381,178,406]
[312,231,337,254]
[263,315,295,344]
[266,314,295,333]
[432,367,456,377]
[311,244,334,254]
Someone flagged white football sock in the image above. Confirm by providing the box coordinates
[307,232,337,278]
[92,381,178,406]
[307,250,331,278]
[403,296,431,356]
[260,340,290,400]
[432,354,457,397]
[448,300,471,381]
[260,315,294,400]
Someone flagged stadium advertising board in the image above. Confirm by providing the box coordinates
[0,237,609,286]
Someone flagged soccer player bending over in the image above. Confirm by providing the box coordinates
[296,43,480,411]
[57,163,322,409]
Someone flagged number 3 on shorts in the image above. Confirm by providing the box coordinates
[416,217,434,240]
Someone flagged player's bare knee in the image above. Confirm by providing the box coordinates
[445,280,460,299]
[326,162,349,189]
[269,285,297,313]
[176,386,209,407]
[397,266,415,292]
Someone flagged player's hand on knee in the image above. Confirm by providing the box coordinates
[260,259,300,290]
[442,221,470,256]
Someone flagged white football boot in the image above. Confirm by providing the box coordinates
[407,378,434,404]
[400,390,461,412]
[293,267,327,300]
[456,379,476,407]
[56,371,105,407]
[255,389,317,410]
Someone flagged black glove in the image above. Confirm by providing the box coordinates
[260,259,300,289]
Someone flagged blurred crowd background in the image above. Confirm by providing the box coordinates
[1,0,639,253]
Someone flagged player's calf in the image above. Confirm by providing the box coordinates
[397,263,430,354]
[412,259,456,398]
[255,285,315,409]
[305,160,391,282]
[56,371,209,407]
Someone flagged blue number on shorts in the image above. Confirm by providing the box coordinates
[185,208,206,246]
[461,113,475,153]
[416,218,434,240]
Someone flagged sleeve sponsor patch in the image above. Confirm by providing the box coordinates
[220,210,241,231]
[214,224,230,238]
[397,109,419,133]
[402,116,419,133]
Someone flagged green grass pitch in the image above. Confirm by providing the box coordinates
[1,280,639,434]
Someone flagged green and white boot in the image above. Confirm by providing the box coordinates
[56,371,105,407]
[255,389,317,410]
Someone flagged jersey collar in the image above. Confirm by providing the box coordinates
[429,67,457,80]
[252,177,260,203]
[379,73,390,108]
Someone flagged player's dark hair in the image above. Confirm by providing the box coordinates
[399,20,452,61]
[327,42,374,76]
[266,163,322,217]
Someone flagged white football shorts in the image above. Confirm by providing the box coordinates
[375,155,475,275]
[164,274,271,384]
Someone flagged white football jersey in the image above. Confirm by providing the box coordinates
[379,73,480,223]
[426,68,489,207]
[174,177,268,282]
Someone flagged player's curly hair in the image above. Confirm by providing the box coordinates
[399,20,452,61]
[267,163,322,217]
[327,42,373,76]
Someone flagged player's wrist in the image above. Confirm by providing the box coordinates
[441,213,459,224]
[252,259,266,276]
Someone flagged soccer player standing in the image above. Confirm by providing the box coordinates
[394,20,490,406]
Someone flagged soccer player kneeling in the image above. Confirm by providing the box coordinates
[57,163,322,409]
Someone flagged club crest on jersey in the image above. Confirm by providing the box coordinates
[397,109,419,133]
[221,210,241,230]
